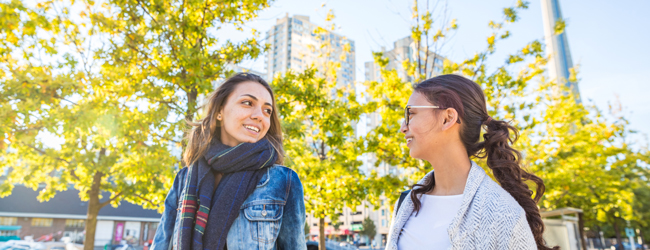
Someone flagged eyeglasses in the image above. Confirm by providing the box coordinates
[403,105,461,126]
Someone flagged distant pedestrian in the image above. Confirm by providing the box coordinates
[385,74,558,250]
[151,73,306,250]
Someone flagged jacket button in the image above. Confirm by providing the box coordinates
[262,210,267,217]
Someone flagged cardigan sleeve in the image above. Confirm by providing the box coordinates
[384,198,402,249]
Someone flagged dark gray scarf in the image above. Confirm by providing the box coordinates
[177,139,277,250]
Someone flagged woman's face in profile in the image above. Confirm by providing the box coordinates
[400,91,443,159]
[219,81,274,147]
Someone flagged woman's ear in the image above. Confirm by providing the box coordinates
[441,108,459,131]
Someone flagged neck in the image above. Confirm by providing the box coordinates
[424,141,472,196]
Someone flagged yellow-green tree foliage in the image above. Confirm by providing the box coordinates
[524,85,650,242]
[0,0,270,248]
[271,10,369,250]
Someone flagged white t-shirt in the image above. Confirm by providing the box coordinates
[397,193,464,250]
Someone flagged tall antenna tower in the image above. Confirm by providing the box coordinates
[541,0,581,102]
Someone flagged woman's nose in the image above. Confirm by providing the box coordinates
[400,120,408,134]
[250,107,264,120]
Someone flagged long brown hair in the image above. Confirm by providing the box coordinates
[409,74,557,250]
[182,73,284,167]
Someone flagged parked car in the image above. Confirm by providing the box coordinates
[622,242,643,250]
[104,243,134,250]
[0,240,45,250]
[306,241,320,250]
[42,242,82,250]
[306,240,359,250]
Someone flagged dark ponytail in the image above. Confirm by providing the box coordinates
[408,74,558,250]
[481,118,557,250]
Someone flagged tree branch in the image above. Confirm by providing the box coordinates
[19,142,70,164]
[99,191,123,208]
[134,0,161,27]
[132,193,156,207]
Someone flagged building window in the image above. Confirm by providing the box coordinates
[381,209,385,216]
[382,219,386,227]
[0,230,17,236]
[31,218,53,227]
[65,219,85,228]
[0,217,17,225]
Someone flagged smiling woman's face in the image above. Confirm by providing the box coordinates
[218,81,274,147]
[400,91,443,160]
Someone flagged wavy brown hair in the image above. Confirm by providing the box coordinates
[182,73,284,167]
[409,74,558,250]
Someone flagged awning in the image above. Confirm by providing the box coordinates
[0,225,21,231]
[350,224,363,231]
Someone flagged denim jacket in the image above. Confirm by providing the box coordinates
[152,165,306,250]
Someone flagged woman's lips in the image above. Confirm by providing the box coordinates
[243,124,260,135]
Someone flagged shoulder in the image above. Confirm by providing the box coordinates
[477,179,536,247]
[265,165,304,202]
[268,165,301,182]
[173,167,189,185]
[264,165,303,194]
[475,177,526,216]
[464,177,534,245]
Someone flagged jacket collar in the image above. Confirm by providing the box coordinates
[386,161,487,249]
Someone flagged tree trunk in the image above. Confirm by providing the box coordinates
[596,225,605,250]
[613,218,623,250]
[578,212,587,250]
[84,171,104,250]
[180,86,198,168]
[319,217,326,250]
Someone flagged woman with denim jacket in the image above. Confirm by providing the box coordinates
[151,73,306,250]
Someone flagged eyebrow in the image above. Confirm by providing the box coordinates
[241,94,272,107]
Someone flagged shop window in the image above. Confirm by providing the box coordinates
[31,218,53,227]
[0,217,17,225]
[65,219,85,228]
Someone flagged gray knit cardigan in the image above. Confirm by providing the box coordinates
[385,161,537,250]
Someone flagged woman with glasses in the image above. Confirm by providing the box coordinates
[385,74,557,250]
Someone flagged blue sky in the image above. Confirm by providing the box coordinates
[231,0,650,147]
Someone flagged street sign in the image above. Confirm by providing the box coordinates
[626,227,635,237]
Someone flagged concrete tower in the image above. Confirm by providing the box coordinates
[541,0,581,102]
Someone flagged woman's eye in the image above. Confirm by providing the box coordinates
[242,100,252,106]
[265,109,273,115]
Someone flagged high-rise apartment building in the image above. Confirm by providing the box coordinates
[364,36,443,84]
[265,14,355,87]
